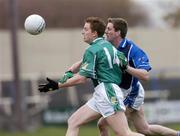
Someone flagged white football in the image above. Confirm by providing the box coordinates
[24,14,46,35]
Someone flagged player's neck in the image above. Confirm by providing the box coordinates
[113,36,122,48]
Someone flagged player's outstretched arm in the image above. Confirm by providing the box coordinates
[58,74,87,88]
[38,78,59,92]
[38,74,87,93]
[58,71,74,83]
[57,60,83,84]
[68,60,82,73]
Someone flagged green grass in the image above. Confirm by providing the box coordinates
[0,124,180,136]
[0,125,99,136]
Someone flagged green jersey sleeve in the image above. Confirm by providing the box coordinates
[79,50,96,79]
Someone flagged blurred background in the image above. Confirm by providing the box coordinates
[0,0,180,135]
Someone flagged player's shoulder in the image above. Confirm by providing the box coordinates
[85,44,100,55]
[127,40,138,49]
[127,39,144,53]
[88,39,112,53]
[94,38,112,47]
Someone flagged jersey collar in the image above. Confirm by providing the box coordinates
[90,37,104,45]
[118,38,127,48]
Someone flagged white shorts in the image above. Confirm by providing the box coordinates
[122,82,144,110]
[86,82,126,118]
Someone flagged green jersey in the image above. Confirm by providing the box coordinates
[79,37,123,87]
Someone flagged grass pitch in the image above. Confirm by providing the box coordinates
[0,124,180,136]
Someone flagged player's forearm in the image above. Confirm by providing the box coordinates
[68,60,82,73]
[126,66,150,81]
[58,73,87,88]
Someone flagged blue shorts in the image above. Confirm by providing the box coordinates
[122,82,144,110]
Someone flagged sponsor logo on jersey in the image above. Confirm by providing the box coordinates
[111,97,118,105]
[81,62,88,70]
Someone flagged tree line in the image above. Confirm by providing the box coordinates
[0,0,151,29]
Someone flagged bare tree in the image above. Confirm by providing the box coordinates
[0,0,149,29]
[164,8,180,28]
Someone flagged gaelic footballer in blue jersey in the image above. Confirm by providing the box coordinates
[98,18,179,136]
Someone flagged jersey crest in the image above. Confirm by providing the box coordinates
[81,62,88,70]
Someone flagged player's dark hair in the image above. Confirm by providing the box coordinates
[85,17,106,37]
[108,18,128,39]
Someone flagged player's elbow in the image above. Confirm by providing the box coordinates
[78,78,87,84]
[141,74,150,81]
[76,74,87,84]
[140,70,150,81]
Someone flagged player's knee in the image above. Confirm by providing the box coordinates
[67,117,74,128]
[67,116,80,129]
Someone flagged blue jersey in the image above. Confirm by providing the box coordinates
[117,38,151,92]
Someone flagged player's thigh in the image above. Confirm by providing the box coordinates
[68,104,101,126]
[125,106,134,119]
[105,111,130,135]
[97,117,108,127]
[129,106,149,131]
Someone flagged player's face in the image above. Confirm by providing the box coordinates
[82,23,96,44]
[105,22,119,42]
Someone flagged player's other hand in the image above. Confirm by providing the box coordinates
[38,78,59,92]
[58,71,73,83]
[118,52,128,71]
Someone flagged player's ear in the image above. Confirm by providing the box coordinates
[116,30,120,36]
[93,31,98,38]
[118,30,121,35]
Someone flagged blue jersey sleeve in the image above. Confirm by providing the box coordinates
[131,48,151,71]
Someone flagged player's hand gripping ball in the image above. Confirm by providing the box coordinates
[24,14,46,35]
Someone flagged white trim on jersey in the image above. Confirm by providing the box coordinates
[128,44,134,87]
[128,44,133,61]
[112,47,120,66]
[92,55,96,79]
[103,47,113,68]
